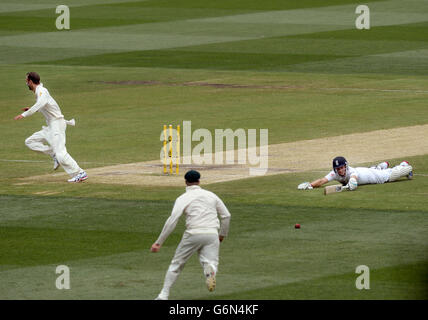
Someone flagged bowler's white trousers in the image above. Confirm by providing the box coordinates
[25,118,82,177]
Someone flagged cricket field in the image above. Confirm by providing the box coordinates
[0,0,427,300]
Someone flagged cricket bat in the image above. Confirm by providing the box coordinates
[324,184,349,195]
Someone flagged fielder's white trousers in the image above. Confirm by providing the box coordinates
[25,118,82,177]
[159,232,219,298]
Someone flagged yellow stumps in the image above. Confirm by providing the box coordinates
[163,125,167,174]
[169,125,173,174]
[163,124,180,175]
[176,125,180,174]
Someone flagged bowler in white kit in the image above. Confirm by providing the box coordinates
[151,170,231,300]
[14,72,88,183]
[298,156,413,191]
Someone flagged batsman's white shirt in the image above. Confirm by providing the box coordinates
[325,166,391,185]
[22,83,64,124]
[155,185,231,246]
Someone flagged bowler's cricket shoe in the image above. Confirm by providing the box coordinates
[67,171,88,183]
[53,155,60,171]
[205,265,216,292]
[79,171,88,182]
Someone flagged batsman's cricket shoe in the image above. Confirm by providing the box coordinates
[400,161,413,180]
[53,155,60,171]
[389,162,413,182]
[68,171,88,183]
[376,161,389,170]
[205,265,216,292]
[371,162,389,170]
[400,161,413,179]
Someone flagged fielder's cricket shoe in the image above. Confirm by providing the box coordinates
[205,265,216,292]
[67,171,88,183]
[155,295,168,300]
[53,155,60,171]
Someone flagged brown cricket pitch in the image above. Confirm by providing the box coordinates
[21,124,428,187]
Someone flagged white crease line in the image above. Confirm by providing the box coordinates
[0,159,119,165]
[0,159,46,163]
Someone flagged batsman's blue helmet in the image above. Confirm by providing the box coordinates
[333,156,347,173]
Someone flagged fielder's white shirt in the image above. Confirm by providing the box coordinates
[325,166,391,185]
[155,185,231,246]
[22,83,64,125]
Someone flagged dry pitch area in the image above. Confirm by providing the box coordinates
[22,124,428,186]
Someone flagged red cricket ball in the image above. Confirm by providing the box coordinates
[295,224,301,229]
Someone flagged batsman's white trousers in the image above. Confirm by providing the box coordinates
[168,232,220,275]
[25,118,82,177]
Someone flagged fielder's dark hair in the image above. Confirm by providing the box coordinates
[26,72,40,84]
[185,170,200,183]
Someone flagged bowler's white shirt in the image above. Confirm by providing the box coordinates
[22,83,64,125]
[156,185,231,245]
[325,166,391,185]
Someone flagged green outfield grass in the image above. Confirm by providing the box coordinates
[0,0,427,300]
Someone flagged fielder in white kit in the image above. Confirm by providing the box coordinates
[151,170,231,300]
[298,156,413,191]
[14,72,88,183]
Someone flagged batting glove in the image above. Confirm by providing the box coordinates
[347,177,358,191]
[298,182,313,190]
